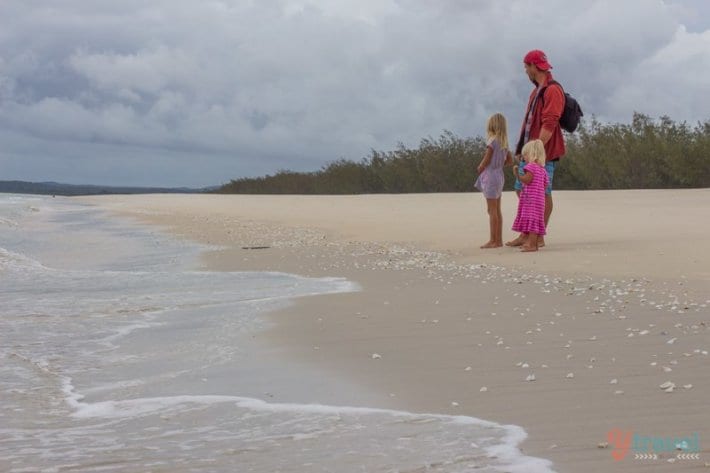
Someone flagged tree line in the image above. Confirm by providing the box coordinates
[215,113,710,194]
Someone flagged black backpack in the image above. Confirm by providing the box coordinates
[546,80,583,133]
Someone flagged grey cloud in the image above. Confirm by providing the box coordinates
[0,0,709,186]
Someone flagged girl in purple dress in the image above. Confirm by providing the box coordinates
[511,139,549,252]
[475,113,513,248]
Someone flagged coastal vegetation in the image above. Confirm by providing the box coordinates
[217,113,710,194]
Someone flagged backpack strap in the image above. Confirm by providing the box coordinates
[516,79,560,155]
[539,79,564,104]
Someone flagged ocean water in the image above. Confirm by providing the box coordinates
[0,194,554,473]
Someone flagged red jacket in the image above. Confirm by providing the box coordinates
[519,73,566,161]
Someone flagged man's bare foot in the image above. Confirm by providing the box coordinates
[505,235,526,247]
[480,241,502,249]
[520,244,538,252]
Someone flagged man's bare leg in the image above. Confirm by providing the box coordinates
[539,194,553,248]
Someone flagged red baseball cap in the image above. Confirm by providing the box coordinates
[524,49,552,71]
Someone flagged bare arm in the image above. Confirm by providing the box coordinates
[504,150,513,167]
[517,168,533,185]
[477,146,493,173]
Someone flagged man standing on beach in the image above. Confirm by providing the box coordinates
[506,49,565,248]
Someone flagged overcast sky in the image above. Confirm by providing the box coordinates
[1,0,709,187]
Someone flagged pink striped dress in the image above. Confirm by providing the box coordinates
[512,163,548,235]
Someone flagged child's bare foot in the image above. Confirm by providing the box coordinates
[480,241,502,249]
[520,244,538,252]
[505,235,526,247]
[538,237,545,248]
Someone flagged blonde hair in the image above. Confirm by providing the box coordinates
[521,139,546,165]
[486,113,509,150]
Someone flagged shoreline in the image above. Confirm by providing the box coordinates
[77,190,710,472]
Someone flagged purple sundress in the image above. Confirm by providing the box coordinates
[474,138,506,199]
[512,163,548,236]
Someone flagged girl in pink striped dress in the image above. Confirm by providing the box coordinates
[511,139,549,252]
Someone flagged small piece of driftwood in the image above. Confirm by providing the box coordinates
[241,246,271,250]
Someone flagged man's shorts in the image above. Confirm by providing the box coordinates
[514,160,556,195]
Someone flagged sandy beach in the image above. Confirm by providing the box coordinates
[79,189,710,472]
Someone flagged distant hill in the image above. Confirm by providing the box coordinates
[0,180,215,196]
